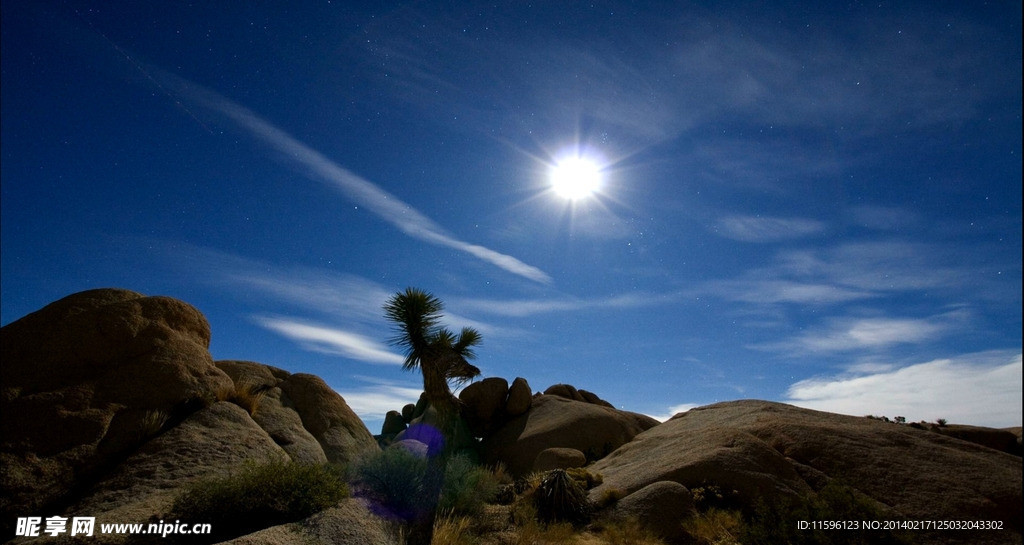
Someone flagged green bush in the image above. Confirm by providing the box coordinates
[167,459,348,542]
[439,454,499,517]
[352,448,498,522]
[351,446,440,522]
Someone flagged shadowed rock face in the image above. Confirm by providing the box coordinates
[1,289,234,520]
[481,394,659,476]
[589,400,1023,545]
[0,289,380,541]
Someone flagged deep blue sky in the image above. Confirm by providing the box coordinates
[3,1,1021,430]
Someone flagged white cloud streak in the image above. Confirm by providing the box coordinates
[755,311,965,355]
[453,291,676,317]
[256,316,405,365]
[714,215,826,242]
[157,71,551,284]
[785,351,1023,428]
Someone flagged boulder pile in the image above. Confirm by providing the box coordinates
[0,289,382,543]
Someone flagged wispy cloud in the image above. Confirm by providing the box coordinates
[848,205,921,232]
[755,311,966,355]
[784,351,1023,428]
[713,215,826,243]
[453,291,677,318]
[705,279,873,305]
[155,70,551,285]
[256,316,404,365]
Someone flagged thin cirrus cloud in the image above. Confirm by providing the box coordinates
[754,311,965,355]
[784,351,1023,428]
[255,316,404,366]
[713,214,826,243]
[154,69,551,285]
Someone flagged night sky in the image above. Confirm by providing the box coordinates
[2,1,1021,431]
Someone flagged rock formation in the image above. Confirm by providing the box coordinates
[0,289,381,542]
[481,394,659,476]
[589,400,1023,545]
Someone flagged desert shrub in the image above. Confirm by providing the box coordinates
[594,486,628,509]
[565,467,603,489]
[432,514,476,545]
[510,502,576,544]
[439,454,499,517]
[740,481,914,545]
[682,508,743,545]
[167,459,347,542]
[533,469,591,525]
[936,418,948,427]
[597,517,667,545]
[351,447,440,522]
[691,483,742,511]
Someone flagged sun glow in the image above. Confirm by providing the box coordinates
[549,156,603,200]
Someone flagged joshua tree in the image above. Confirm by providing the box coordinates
[383,287,482,429]
[382,288,481,545]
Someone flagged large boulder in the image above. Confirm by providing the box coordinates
[589,400,1023,545]
[0,289,234,523]
[459,377,509,436]
[505,377,533,416]
[533,447,586,472]
[279,373,379,467]
[215,500,397,545]
[481,395,659,476]
[607,481,695,542]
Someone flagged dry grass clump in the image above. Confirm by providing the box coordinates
[432,513,477,545]
[228,381,269,415]
[596,518,666,545]
[682,508,743,545]
[137,409,170,440]
[593,486,628,509]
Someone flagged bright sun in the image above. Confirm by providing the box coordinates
[549,156,602,200]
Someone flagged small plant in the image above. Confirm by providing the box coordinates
[682,508,743,545]
[533,469,591,525]
[597,517,668,545]
[228,381,269,416]
[431,513,476,545]
[691,483,741,511]
[510,502,576,545]
[137,409,169,441]
[594,486,629,509]
[565,467,603,489]
[167,459,348,542]
[936,418,948,427]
